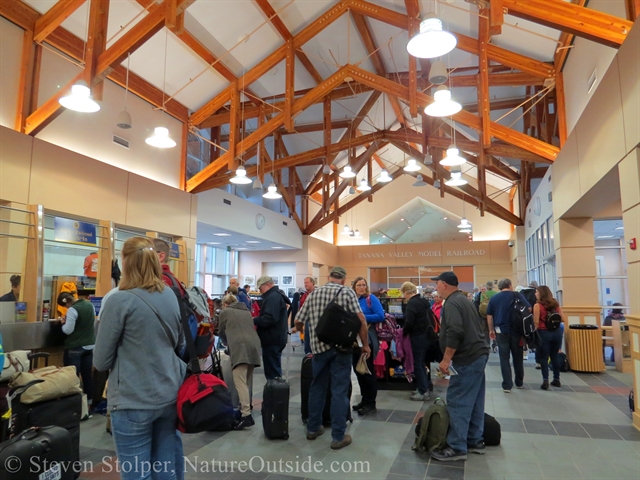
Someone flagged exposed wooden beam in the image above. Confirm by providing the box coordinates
[489,0,504,36]
[553,0,587,72]
[347,65,558,162]
[188,66,351,192]
[217,119,352,141]
[625,0,640,20]
[463,96,529,113]
[15,29,36,132]
[84,0,110,100]
[478,9,491,148]
[394,71,545,88]
[285,39,294,132]
[555,73,568,147]
[503,0,632,48]
[33,0,86,43]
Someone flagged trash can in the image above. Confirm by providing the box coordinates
[566,324,605,372]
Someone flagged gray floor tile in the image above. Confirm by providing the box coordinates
[551,421,589,438]
[386,474,415,480]
[389,460,428,477]
[495,417,526,433]
[359,408,393,422]
[570,385,596,393]
[523,419,557,436]
[388,410,419,424]
[580,423,624,440]
[426,464,464,480]
[610,424,640,442]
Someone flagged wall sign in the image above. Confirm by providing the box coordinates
[358,249,486,260]
[54,217,97,246]
[170,242,180,260]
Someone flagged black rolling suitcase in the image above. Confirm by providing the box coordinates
[0,426,74,480]
[484,413,501,446]
[262,377,289,440]
[301,354,352,426]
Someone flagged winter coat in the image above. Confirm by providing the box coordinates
[218,303,262,369]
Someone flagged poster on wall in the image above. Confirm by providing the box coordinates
[281,275,293,286]
[287,287,295,298]
[243,275,255,286]
[54,217,97,246]
[271,276,279,286]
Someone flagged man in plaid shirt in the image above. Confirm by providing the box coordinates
[294,266,370,450]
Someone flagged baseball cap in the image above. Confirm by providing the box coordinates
[256,275,274,288]
[329,266,347,279]
[430,271,459,286]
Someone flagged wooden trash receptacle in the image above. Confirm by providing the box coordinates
[567,325,605,372]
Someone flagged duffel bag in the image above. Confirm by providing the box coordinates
[9,366,81,404]
[0,351,30,383]
[177,373,235,433]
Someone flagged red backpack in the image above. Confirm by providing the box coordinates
[177,373,235,433]
[376,313,399,341]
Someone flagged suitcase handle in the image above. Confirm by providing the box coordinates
[8,379,45,400]
[27,352,50,368]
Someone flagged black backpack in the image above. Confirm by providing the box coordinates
[421,298,440,341]
[510,292,534,338]
[546,310,562,331]
[316,287,361,349]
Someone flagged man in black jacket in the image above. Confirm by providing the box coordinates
[430,272,490,462]
[254,275,288,379]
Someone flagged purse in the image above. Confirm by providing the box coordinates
[355,353,371,375]
[0,350,31,383]
[9,366,82,404]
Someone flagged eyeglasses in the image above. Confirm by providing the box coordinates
[355,283,367,288]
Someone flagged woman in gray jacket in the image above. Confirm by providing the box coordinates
[218,293,261,430]
[94,237,186,480]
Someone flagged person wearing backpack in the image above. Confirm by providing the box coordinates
[253,276,288,380]
[430,271,490,462]
[533,285,565,390]
[486,278,530,392]
[401,282,436,402]
[351,277,383,416]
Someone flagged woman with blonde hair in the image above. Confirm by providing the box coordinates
[533,285,565,390]
[94,237,185,480]
[218,293,262,430]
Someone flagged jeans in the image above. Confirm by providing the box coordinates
[410,333,429,395]
[446,354,488,453]
[352,347,377,406]
[64,347,94,401]
[538,329,563,381]
[496,332,524,390]
[303,329,312,355]
[175,431,184,480]
[262,344,285,380]
[308,348,352,442]
[111,403,179,480]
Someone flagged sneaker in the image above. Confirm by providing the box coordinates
[516,384,524,389]
[535,363,541,370]
[357,404,377,416]
[503,389,511,393]
[430,446,467,462]
[468,442,486,455]
[352,401,364,411]
[541,381,549,390]
[410,392,427,401]
[550,379,561,387]
[80,413,93,422]
[233,415,255,430]
[330,434,352,450]
[306,426,325,440]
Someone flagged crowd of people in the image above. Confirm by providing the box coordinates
[40,240,616,477]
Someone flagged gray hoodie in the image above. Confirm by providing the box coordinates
[94,287,186,411]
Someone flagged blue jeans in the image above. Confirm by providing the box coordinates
[446,354,488,453]
[538,328,563,381]
[496,332,524,390]
[262,344,285,380]
[410,333,429,395]
[304,328,312,355]
[175,431,184,480]
[308,348,352,442]
[63,347,94,401]
[111,404,180,480]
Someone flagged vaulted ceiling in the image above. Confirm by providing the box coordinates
[2,0,636,240]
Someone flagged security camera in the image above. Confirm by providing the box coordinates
[508,240,514,247]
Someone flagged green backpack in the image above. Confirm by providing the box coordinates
[412,398,449,453]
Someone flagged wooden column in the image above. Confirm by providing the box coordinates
[85,0,110,100]
[95,220,113,296]
[555,73,568,147]
[25,205,44,322]
[285,38,295,132]
[15,29,37,133]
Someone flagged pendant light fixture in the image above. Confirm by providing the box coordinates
[59,80,101,113]
[460,228,472,234]
[457,217,470,228]
[339,165,356,178]
[428,60,448,85]
[377,170,392,182]
[322,164,331,175]
[406,13,457,59]
[423,150,433,165]
[230,165,252,184]
[446,166,468,186]
[403,158,421,172]
[146,30,176,148]
[440,145,466,166]
[425,85,461,117]
[116,53,133,129]
[413,174,427,187]
[348,185,356,194]
[342,224,351,235]
[262,182,282,199]
[356,178,371,191]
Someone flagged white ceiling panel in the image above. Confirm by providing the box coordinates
[492,14,560,62]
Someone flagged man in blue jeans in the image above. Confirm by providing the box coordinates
[294,266,370,450]
[430,272,490,462]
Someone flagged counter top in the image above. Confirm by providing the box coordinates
[0,321,66,351]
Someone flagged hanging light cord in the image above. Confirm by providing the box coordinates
[124,53,130,108]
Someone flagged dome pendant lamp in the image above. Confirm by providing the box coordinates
[446,166,468,187]
[230,165,252,184]
[262,183,282,199]
[425,85,462,117]
[406,14,457,59]
[377,170,392,182]
[59,80,101,113]
[428,60,448,85]
[439,145,466,166]
[147,30,176,148]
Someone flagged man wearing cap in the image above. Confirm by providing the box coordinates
[253,275,288,380]
[294,266,370,450]
[430,271,490,462]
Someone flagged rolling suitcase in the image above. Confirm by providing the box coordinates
[0,426,74,480]
[262,377,289,439]
[301,354,352,426]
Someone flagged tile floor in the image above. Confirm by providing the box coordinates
[77,347,639,480]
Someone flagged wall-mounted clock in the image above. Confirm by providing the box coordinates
[256,213,266,230]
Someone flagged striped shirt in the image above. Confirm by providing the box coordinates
[295,282,362,355]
